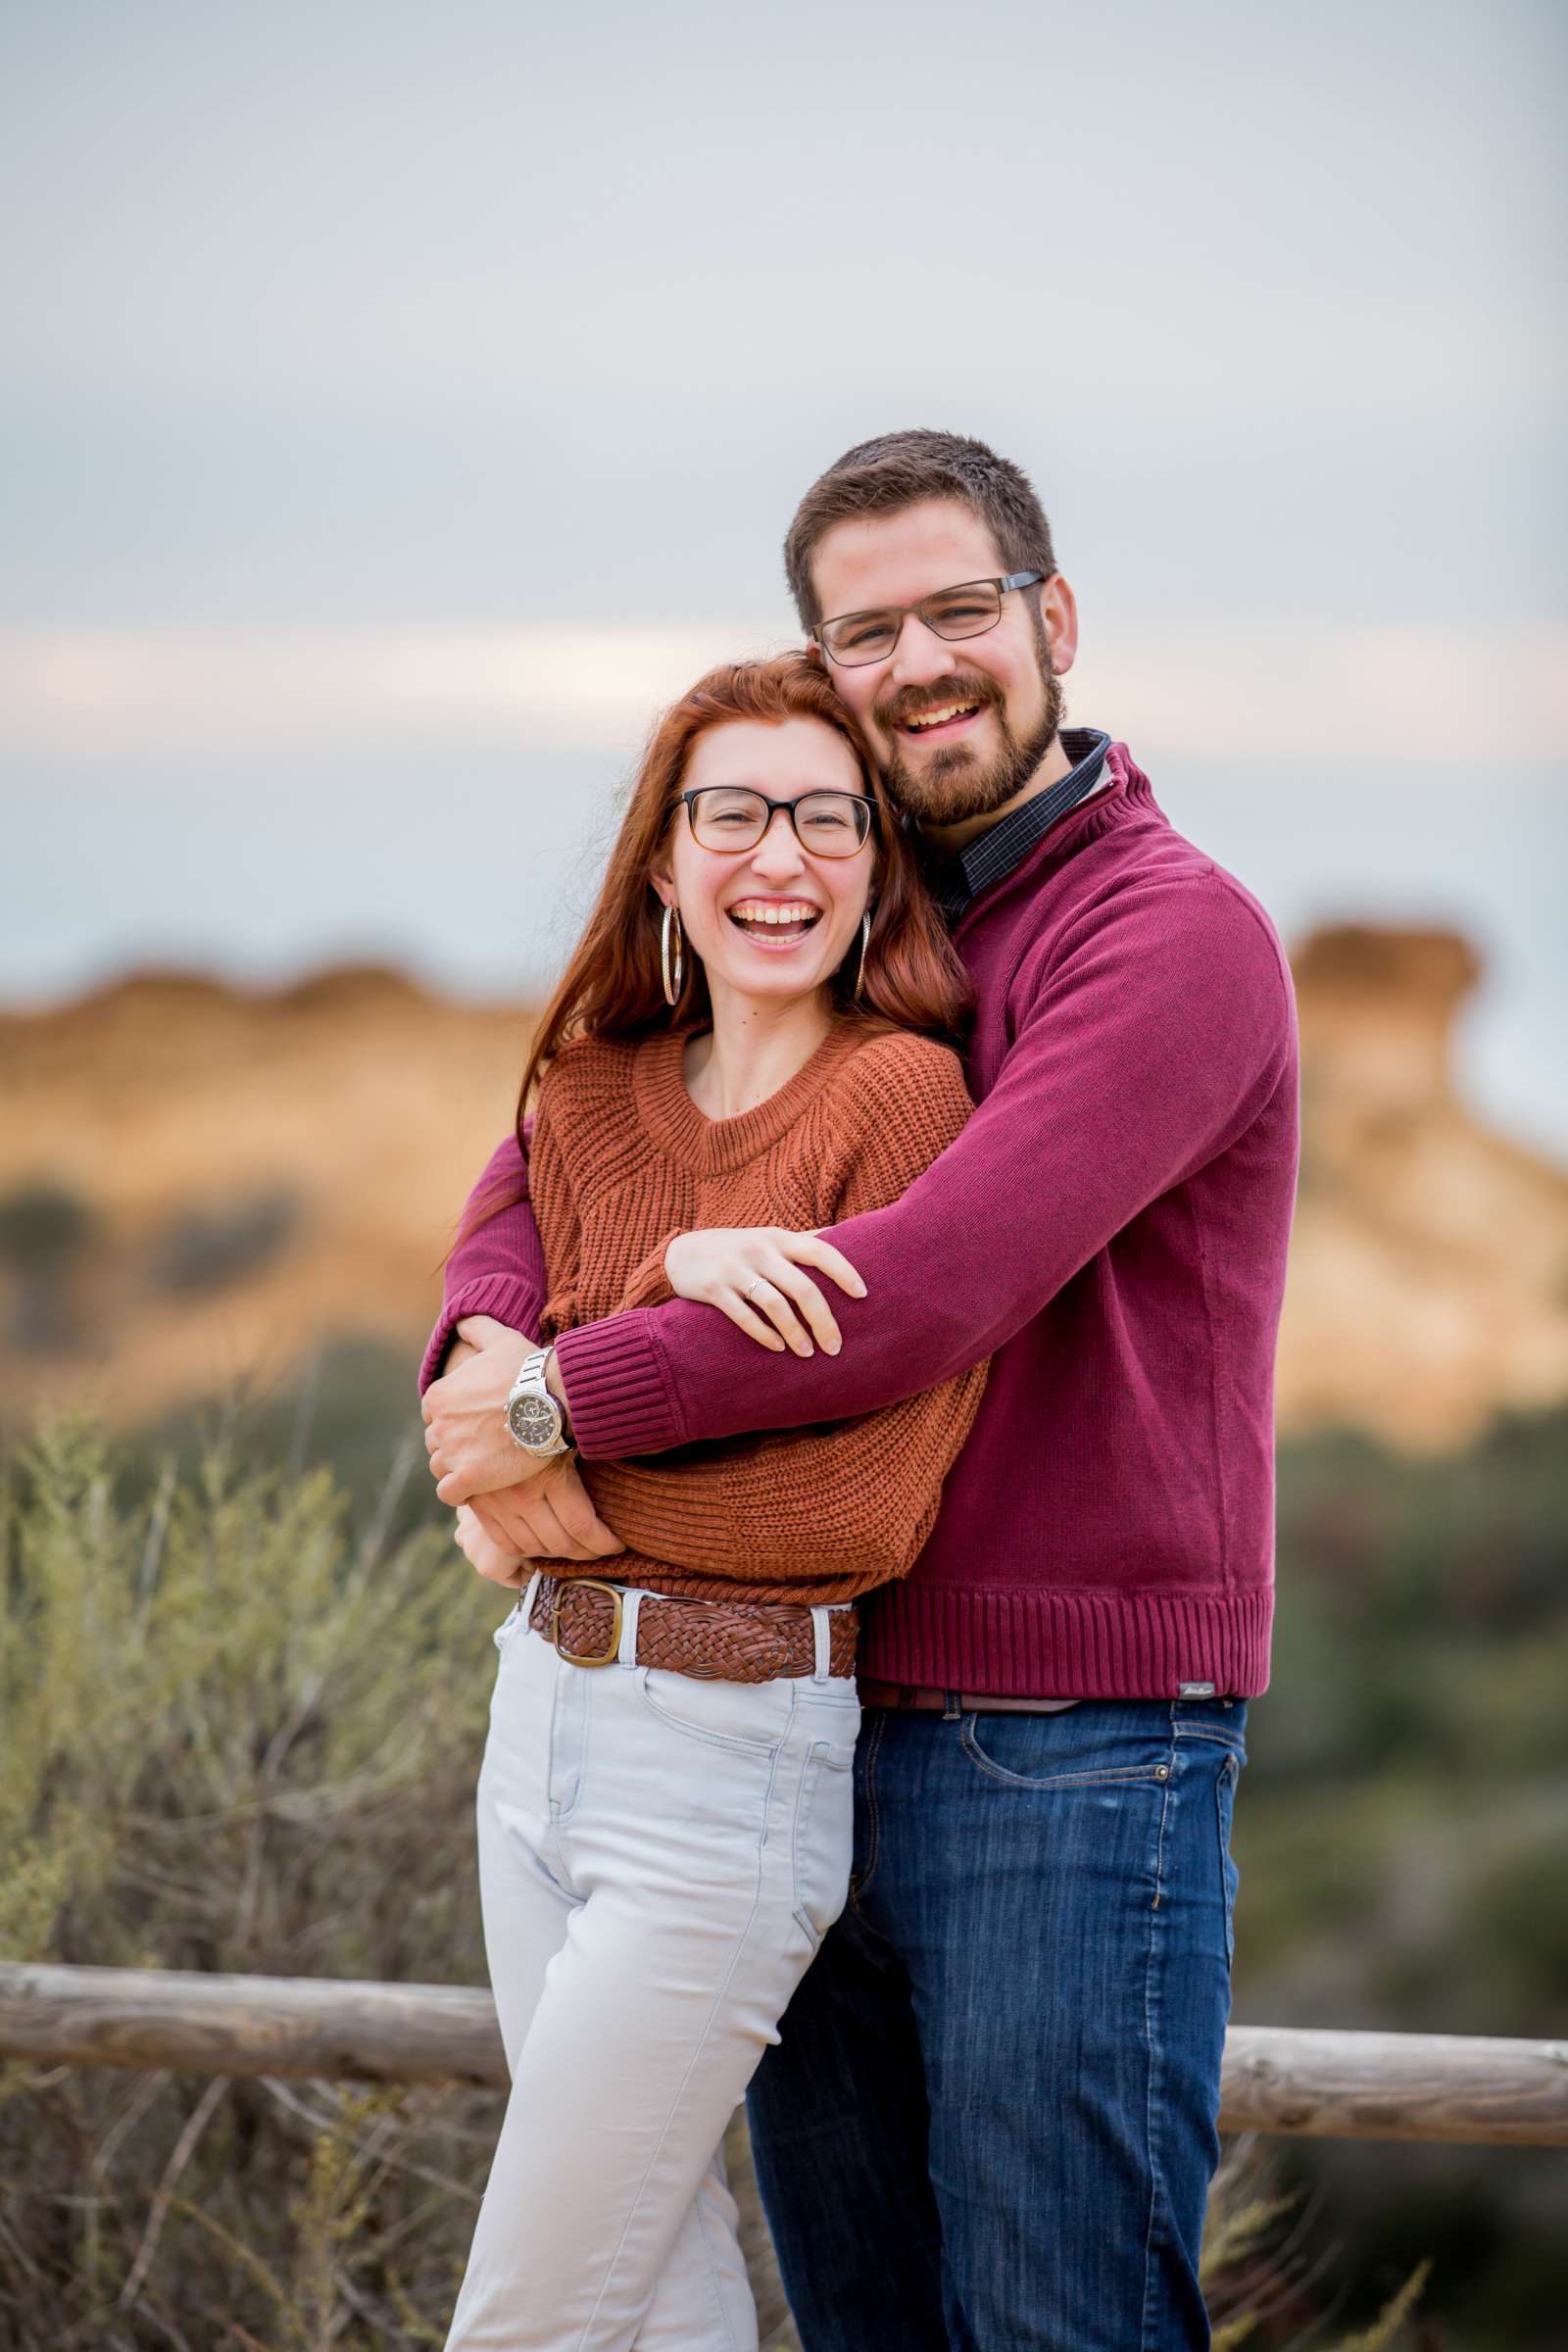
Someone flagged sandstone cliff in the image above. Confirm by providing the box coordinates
[3,931,1564,1450]
[1279,926,1568,1446]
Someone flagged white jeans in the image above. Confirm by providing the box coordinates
[444,1573,861,2352]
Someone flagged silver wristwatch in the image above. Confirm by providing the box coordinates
[504,1348,572,1455]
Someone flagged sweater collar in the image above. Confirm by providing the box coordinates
[950,739,1157,940]
[632,1017,868,1174]
[924,726,1112,925]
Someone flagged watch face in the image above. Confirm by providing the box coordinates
[508,1393,561,1450]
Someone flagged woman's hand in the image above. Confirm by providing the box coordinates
[454,1501,531,1589]
[662,1228,866,1356]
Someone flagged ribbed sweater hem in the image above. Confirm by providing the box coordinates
[858,1584,1274,1699]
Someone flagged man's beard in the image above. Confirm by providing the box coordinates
[876,633,1064,827]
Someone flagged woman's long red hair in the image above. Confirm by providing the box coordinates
[464,654,971,1237]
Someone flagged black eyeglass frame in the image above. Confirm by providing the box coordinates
[811,570,1047,667]
[678,786,879,858]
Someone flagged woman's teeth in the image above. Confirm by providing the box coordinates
[727,901,822,940]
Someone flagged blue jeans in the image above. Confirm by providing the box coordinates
[746,1694,1247,2352]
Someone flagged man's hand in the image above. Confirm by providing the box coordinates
[422,1324,543,1504]
[663,1227,866,1356]
[423,1317,623,1558]
[453,1502,531,1589]
[469,1465,624,1563]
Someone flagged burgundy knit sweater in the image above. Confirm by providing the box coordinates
[422,743,1299,1699]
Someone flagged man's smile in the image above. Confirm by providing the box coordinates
[898,698,985,742]
[879,672,1004,751]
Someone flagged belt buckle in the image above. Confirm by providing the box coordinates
[550,1577,623,1668]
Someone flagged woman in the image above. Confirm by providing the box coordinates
[440,655,987,2352]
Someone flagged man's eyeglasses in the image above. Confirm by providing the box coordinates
[680,787,876,858]
[811,571,1046,667]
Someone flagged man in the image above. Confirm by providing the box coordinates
[420,429,1298,2349]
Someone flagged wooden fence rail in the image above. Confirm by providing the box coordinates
[3,1963,1565,2148]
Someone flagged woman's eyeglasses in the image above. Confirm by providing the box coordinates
[811,571,1045,667]
[680,787,876,858]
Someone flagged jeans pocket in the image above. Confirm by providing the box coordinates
[960,1710,1175,1790]
[1215,1748,1242,1967]
[792,1740,855,1951]
[638,1666,794,1756]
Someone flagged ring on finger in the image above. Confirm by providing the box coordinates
[744,1276,772,1303]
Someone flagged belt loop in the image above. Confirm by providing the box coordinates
[617,1586,643,1669]
[518,1567,544,1630]
[810,1605,831,1684]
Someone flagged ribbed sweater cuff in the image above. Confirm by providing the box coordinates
[555,1313,683,1459]
[416,1274,546,1394]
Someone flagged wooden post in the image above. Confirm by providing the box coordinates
[0,1963,507,2089]
[2,1965,1565,2146]
[1220,2024,1568,2146]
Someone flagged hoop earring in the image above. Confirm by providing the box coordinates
[661,903,684,1007]
[854,909,872,1002]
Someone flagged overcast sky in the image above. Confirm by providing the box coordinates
[3,0,1564,1142]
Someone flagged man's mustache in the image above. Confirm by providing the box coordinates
[875,672,1005,730]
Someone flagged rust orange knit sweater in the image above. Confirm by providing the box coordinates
[528,1018,988,1607]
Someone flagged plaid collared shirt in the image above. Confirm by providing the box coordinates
[924,728,1112,927]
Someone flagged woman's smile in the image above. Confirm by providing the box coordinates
[725,895,825,948]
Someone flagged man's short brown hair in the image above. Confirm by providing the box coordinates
[784,428,1058,629]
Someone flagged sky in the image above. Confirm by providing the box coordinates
[2,0,1565,1145]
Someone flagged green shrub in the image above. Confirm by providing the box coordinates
[6,1402,1546,2345]
[0,1180,96,1275]
[145,1188,300,1298]
[0,1177,98,1355]
[0,1414,500,2346]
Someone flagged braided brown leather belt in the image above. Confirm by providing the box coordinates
[529,1575,858,1684]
